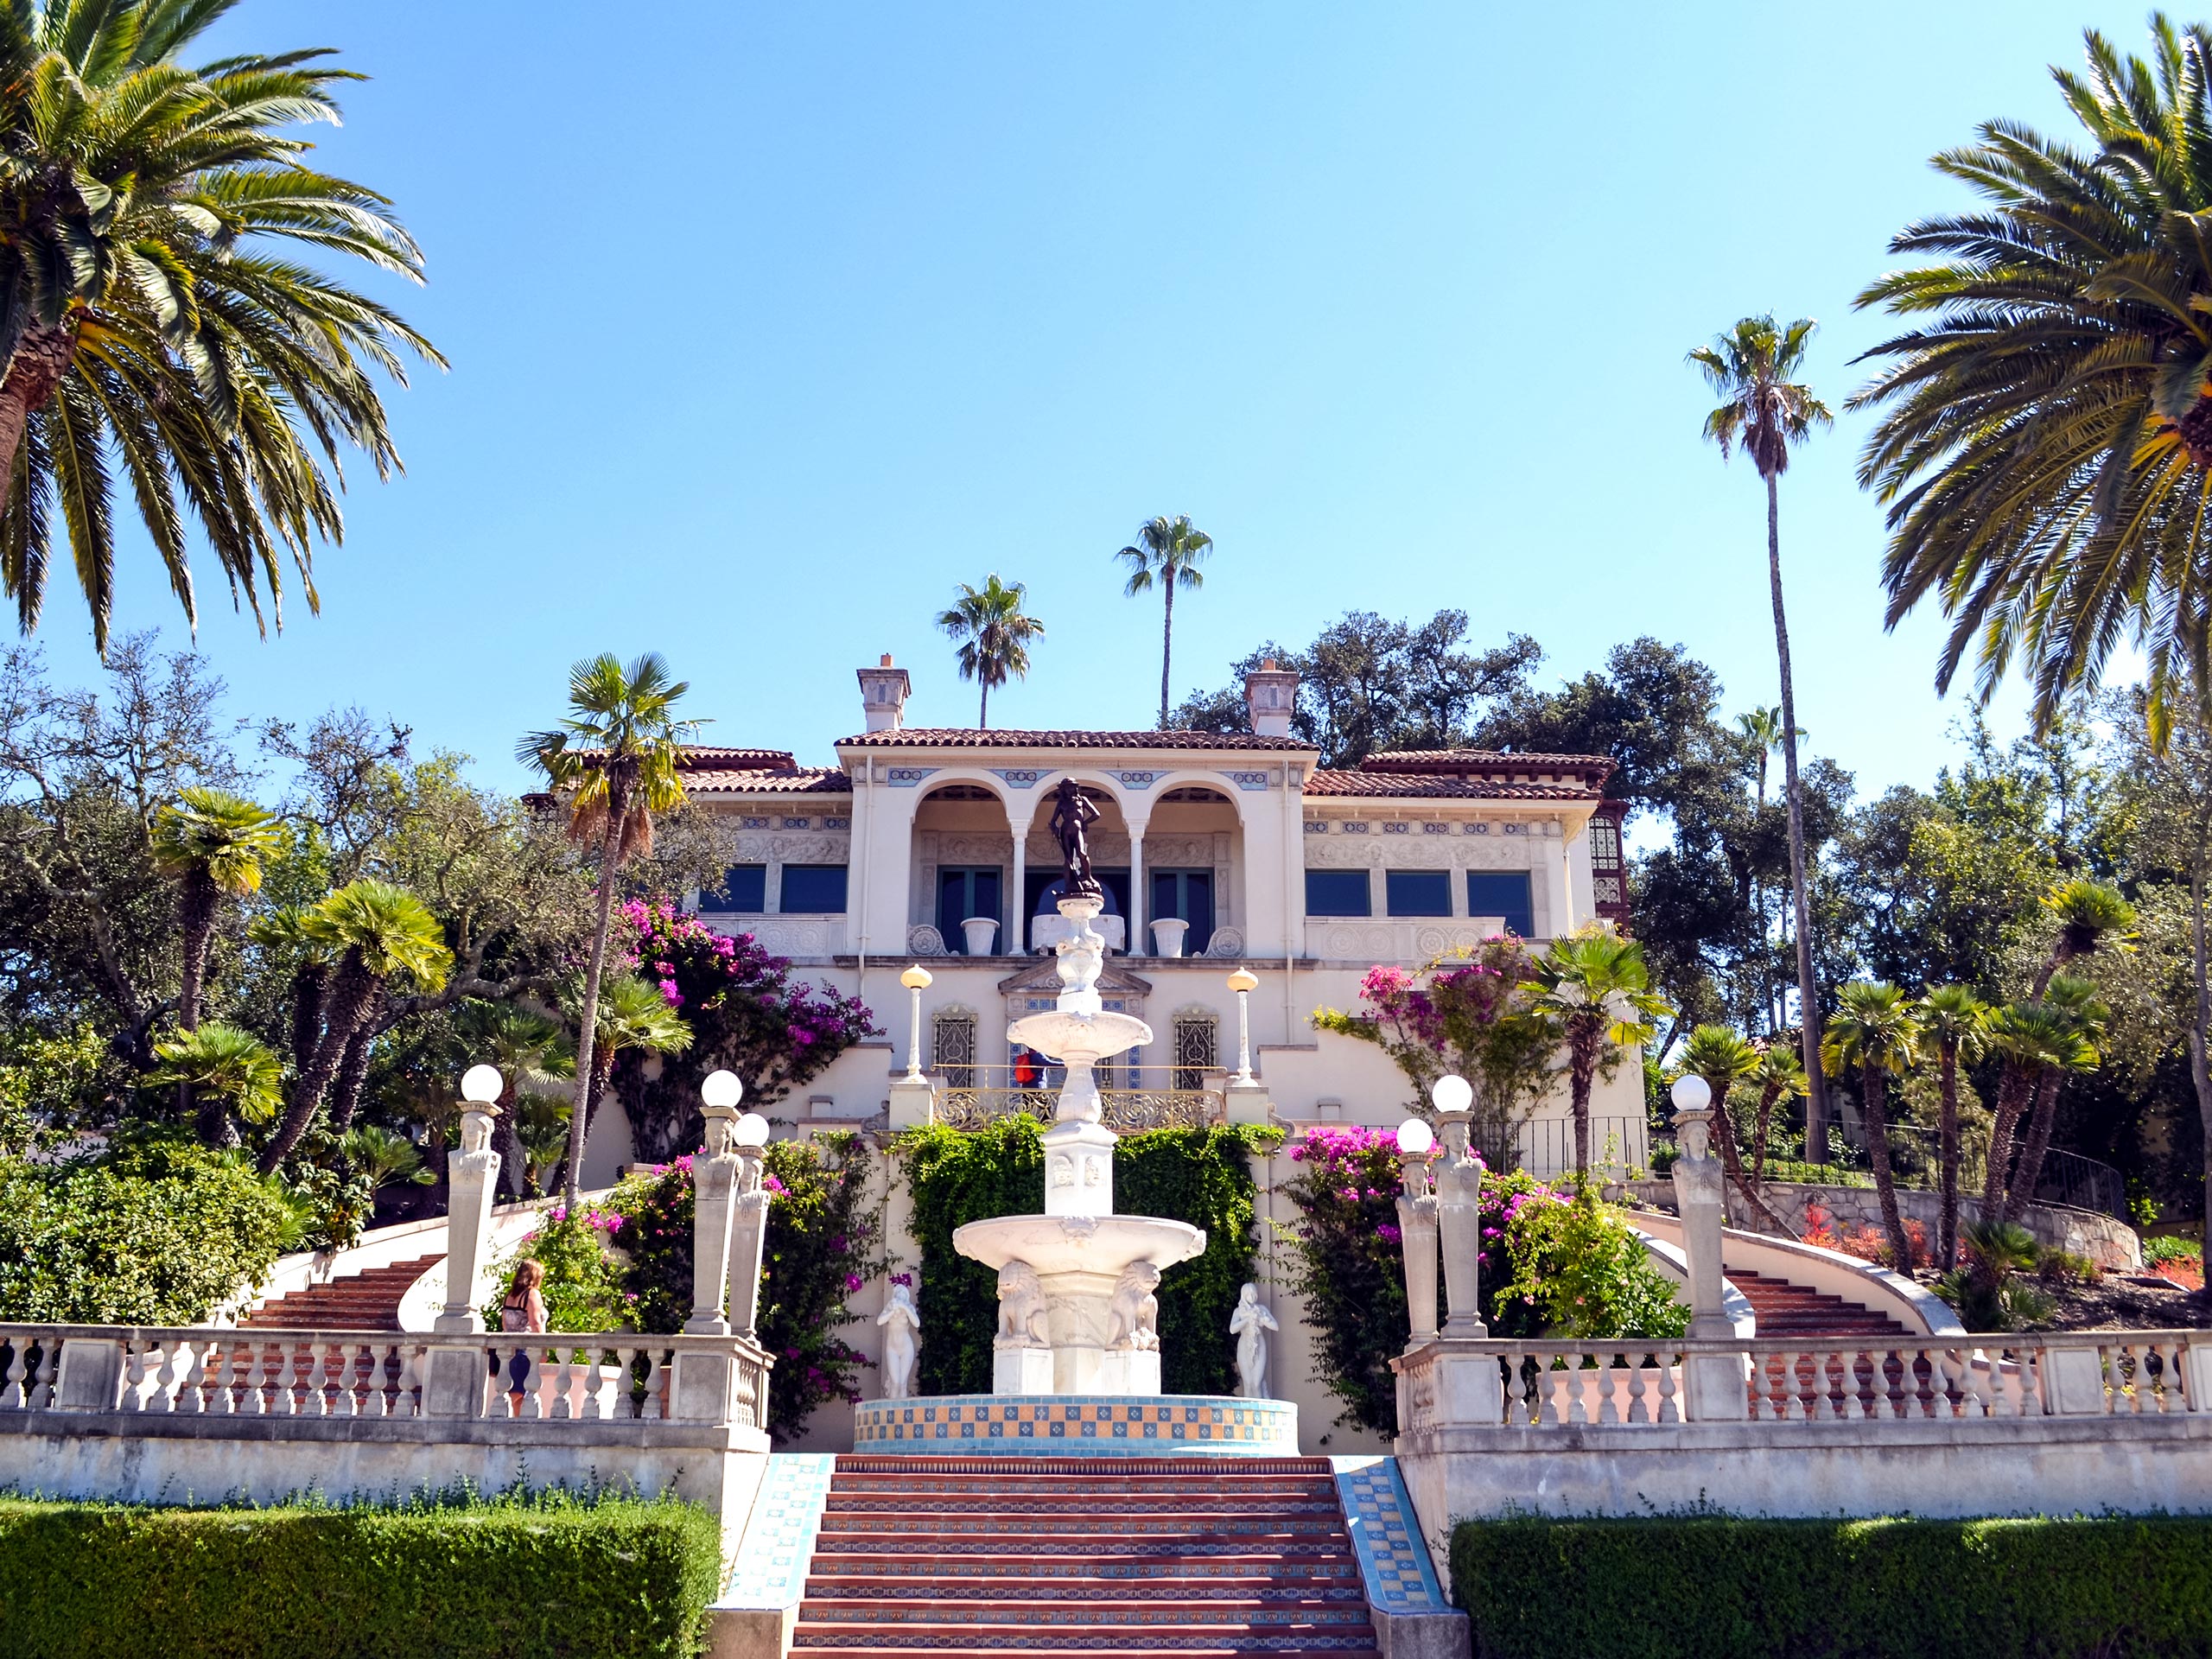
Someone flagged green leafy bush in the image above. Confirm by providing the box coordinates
[0,1490,719,1658]
[2035,1246,2101,1287]
[482,1209,639,1332]
[1451,1512,2212,1659]
[0,1137,293,1323]
[2144,1236,2201,1268]
[1280,1127,1688,1433]
[898,1118,1273,1396]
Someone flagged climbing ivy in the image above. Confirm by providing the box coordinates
[896,1119,1278,1396]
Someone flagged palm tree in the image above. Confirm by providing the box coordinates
[2002,976,2107,1224]
[1746,1038,1808,1188]
[341,1123,435,1202]
[1530,931,1669,1180]
[517,652,700,1211]
[257,878,448,1173]
[512,1093,571,1198]
[1821,981,1923,1269]
[553,974,692,1195]
[1691,316,1835,1154]
[1116,516,1213,728]
[0,2,442,652]
[1851,19,2212,745]
[1979,1001,2071,1221]
[2031,878,2136,995]
[146,1021,282,1145]
[461,1001,575,1200]
[150,787,281,1033]
[1679,1024,1789,1231]
[936,575,1044,728]
[1917,985,1990,1269]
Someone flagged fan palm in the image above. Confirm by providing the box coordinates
[1851,17,2212,747]
[1116,515,1213,728]
[1690,316,1834,1153]
[2002,976,2107,1224]
[1821,981,1923,1268]
[936,574,1043,728]
[512,1092,571,1198]
[1979,1001,2074,1219]
[460,1001,575,1199]
[1918,984,1991,1268]
[1679,1024,1789,1230]
[553,974,692,1194]
[151,786,279,1033]
[146,1020,280,1143]
[2032,878,2137,994]
[1746,1038,1809,1188]
[340,1122,433,1197]
[517,652,700,1211]
[1530,931,1669,1180]
[257,877,448,1173]
[0,0,442,651]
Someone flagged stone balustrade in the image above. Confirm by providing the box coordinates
[0,1324,772,1428]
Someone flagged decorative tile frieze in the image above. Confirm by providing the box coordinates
[1421,822,1450,835]
[741,816,771,829]
[851,1394,1300,1456]
[1330,1456,1448,1615]
[1342,821,1370,835]
[718,1452,836,1610]
[1382,822,1409,835]
[991,769,1045,788]
[1113,771,1160,788]
[887,767,938,786]
[1305,820,1329,834]
[823,817,850,830]
[783,816,812,829]
[1224,771,1270,791]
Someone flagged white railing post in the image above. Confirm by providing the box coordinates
[726,1141,772,1342]
[1394,1121,1440,1346]
[425,1067,506,1418]
[1669,1075,1747,1421]
[672,1071,769,1425]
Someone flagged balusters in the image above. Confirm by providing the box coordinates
[545,1351,575,1421]
[640,1350,665,1421]
[119,1338,149,1411]
[1655,1354,1680,1424]
[2,1340,27,1409]
[396,1344,423,1419]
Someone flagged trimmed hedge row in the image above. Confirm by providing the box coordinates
[0,1492,722,1658]
[1452,1514,2212,1659]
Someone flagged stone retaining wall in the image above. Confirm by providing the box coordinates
[1616,1179,2142,1271]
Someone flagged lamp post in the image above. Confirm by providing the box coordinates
[1668,1072,1732,1341]
[1227,968,1258,1085]
[685,1070,747,1335]
[435,1064,505,1333]
[728,1105,773,1341]
[1429,1075,1485,1337]
[900,964,932,1082]
[1394,1117,1440,1345]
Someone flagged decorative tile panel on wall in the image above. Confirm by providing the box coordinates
[718,1452,837,1610]
[1330,1456,1449,1615]
[852,1395,1300,1456]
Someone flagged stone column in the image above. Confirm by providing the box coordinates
[424,1087,503,1416]
[726,1146,771,1341]
[1395,1139,1440,1346]
[1669,1077,1747,1420]
[1126,809,1148,956]
[1432,1109,1485,1338]
[686,1107,742,1335]
[1007,812,1027,956]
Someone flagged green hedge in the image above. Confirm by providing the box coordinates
[0,1491,721,1658]
[898,1119,1275,1396]
[1452,1513,2212,1659]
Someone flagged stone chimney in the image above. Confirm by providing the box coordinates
[857,653,912,732]
[1244,658,1299,738]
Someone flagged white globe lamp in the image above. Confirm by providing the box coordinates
[1430,1075,1473,1116]
[1669,1073,1713,1114]
[702,1069,745,1110]
[461,1064,504,1105]
[1395,1118,1435,1157]
[733,1111,771,1148]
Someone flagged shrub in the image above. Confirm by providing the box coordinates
[483,1208,638,1332]
[1936,1222,2054,1332]
[1837,1217,1930,1269]
[0,1490,720,1658]
[0,1136,293,1323]
[2144,1236,2201,1268]
[2035,1246,2102,1287]
[898,1118,1273,1398]
[1279,1127,1688,1433]
[1451,1512,2212,1659]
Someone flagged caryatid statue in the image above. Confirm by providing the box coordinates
[876,1281,922,1400]
[1229,1281,1279,1400]
[1048,778,1103,895]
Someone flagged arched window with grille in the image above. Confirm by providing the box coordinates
[1171,1012,1218,1091]
[933,1009,978,1088]
[1588,800,1630,931]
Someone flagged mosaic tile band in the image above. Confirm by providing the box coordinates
[717,1452,836,1609]
[853,1393,1300,1456]
[1330,1455,1450,1614]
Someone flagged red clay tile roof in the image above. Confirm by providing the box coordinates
[1359,748,1615,780]
[835,728,1314,752]
[676,746,798,771]
[1306,771,1604,799]
[683,766,852,795]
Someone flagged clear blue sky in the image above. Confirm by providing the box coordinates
[42,2,2158,796]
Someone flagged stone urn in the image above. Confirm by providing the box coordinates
[961,916,1001,957]
[1149,918,1189,957]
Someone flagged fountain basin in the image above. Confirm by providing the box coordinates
[1005,1008,1153,1062]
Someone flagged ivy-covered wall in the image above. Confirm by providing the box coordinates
[898,1120,1278,1396]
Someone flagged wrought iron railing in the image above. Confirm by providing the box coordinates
[934,1088,1224,1133]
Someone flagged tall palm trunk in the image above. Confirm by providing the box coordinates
[1980,1062,2035,1219]
[979,678,989,729]
[1568,1027,1598,1179]
[563,780,630,1212]
[1159,580,1175,728]
[1708,1092,1790,1232]
[1752,1081,1781,1187]
[1859,1066,1914,1269]
[555,1050,622,1200]
[493,1080,527,1200]
[2001,1069,2066,1225]
[2190,868,2212,1257]
[0,318,77,493]
[260,953,378,1174]
[1936,1042,1961,1270]
[1766,472,1830,1159]
[176,865,217,1124]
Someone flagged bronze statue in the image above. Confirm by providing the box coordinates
[1048,778,1102,894]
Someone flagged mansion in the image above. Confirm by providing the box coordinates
[582,655,1643,1181]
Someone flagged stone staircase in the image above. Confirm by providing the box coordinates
[242,1255,442,1331]
[791,1457,1382,1657]
[1726,1268,1912,1338]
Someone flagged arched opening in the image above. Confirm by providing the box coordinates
[912,782,1013,957]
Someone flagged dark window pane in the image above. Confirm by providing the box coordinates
[1466,871,1535,938]
[1305,869,1371,917]
[1149,869,1215,952]
[938,866,1004,954]
[1385,869,1452,917]
[709,865,766,912]
[780,863,849,913]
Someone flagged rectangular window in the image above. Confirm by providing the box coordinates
[705,864,766,912]
[1385,869,1452,917]
[1148,868,1215,953]
[1305,869,1371,917]
[779,863,849,913]
[938,866,1003,954]
[1466,870,1535,938]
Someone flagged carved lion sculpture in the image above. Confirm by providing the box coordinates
[1105,1262,1162,1351]
[995,1261,1050,1346]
